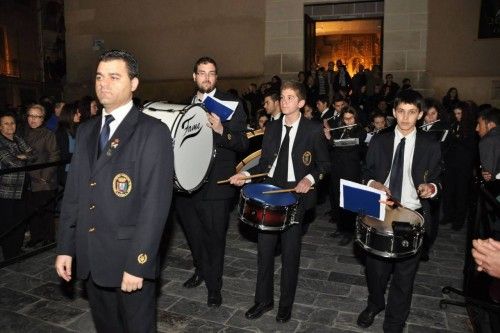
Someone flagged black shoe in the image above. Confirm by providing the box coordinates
[183,272,203,288]
[245,301,274,319]
[420,252,430,262]
[276,306,292,323]
[329,230,342,238]
[207,290,222,308]
[357,306,383,328]
[338,234,352,246]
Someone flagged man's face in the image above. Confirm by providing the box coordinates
[27,107,44,129]
[328,62,334,70]
[263,96,278,115]
[386,75,393,83]
[193,62,217,94]
[280,88,305,116]
[343,112,356,126]
[373,116,386,130]
[95,59,138,112]
[393,103,422,135]
[425,107,438,124]
[476,118,494,138]
[334,101,344,113]
[316,100,327,112]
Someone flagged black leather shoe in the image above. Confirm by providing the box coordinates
[420,252,430,262]
[183,272,203,288]
[207,290,222,308]
[357,306,383,328]
[276,306,292,323]
[329,230,342,238]
[338,234,352,246]
[245,301,274,319]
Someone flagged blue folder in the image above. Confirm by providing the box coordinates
[203,96,235,122]
[340,179,385,220]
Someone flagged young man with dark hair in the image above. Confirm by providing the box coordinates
[176,56,248,308]
[477,108,500,183]
[357,89,441,332]
[55,49,174,332]
[263,89,282,122]
[230,81,330,323]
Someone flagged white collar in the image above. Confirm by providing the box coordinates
[102,100,133,124]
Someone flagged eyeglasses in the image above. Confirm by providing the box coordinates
[27,114,44,119]
[196,71,217,78]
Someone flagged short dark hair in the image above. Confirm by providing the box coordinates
[99,50,139,79]
[281,81,306,101]
[478,107,500,126]
[317,94,329,104]
[0,111,16,123]
[424,98,443,118]
[333,96,346,104]
[371,111,387,121]
[341,106,358,122]
[393,89,424,112]
[263,89,280,102]
[193,56,217,74]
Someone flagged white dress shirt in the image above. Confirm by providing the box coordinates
[192,88,216,104]
[268,114,315,185]
[101,100,134,138]
[320,108,330,119]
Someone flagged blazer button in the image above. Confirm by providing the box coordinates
[89,227,95,232]
[90,182,97,187]
[89,204,95,210]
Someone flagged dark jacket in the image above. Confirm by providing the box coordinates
[0,134,34,199]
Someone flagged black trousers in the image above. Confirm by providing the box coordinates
[0,197,26,259]
[255,223,302,308]
[365,252,421,333]
[442,164,472,229]
[26,190,56,243]
[85,275,156,333]
[175,197,230,292]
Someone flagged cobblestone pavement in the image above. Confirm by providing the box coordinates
[0,202,471,332]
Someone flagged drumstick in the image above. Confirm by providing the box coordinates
[262,187,315,194]
[217,173,268,184]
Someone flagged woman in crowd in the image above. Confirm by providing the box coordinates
[55,101,80,186]
[442,87,460,114]
[24,104,60,247]
[441,101,477,230]
[0,112,34,259]
[78,95,99,122]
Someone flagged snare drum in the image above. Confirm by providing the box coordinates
[356,206,425,258]
[236,129,264,172]
[142,101,215,192]
[238,183,298,231]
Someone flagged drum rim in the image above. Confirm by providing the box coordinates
[236,150,262,173]
[240,194,297,211]
[354,239,420,258]
[239,216,290,231]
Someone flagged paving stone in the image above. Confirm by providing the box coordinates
[406,307,447,329]
[407,323,454,332]
[164,255,195,270]
[160,266,193,281]
[328,272,366,286]
[411,294,467,316]
[28,282,77,302]
[0,309,47,332]
[413,282,446,298]
[0,268,10,278]
[168,298,235,324]
[0,287,40,311]
[66,311,96,332]
[297,268,330,281]
[334,311,384,332]
[226,309,300,332]
[20,300,85,326]
[34,267,62,284]
[157,293,182,310]
[297,322,356,332]
[157,310,226,332]
[223,265,247,278]
[298,278,351,296]
[446,312,472,332]
[0,272,45,291]
[314,294,367,313]
[7,260,48,276]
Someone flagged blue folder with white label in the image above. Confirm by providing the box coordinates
[203,95,238,122]
[340,179,386,221]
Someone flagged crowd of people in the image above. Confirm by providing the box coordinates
[1,51,500,332]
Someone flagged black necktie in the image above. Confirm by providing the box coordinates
[389,137,405,202]
[98,115,114,157]
[273,125,292,184]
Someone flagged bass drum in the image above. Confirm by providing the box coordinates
[142,101,215,193]
[236,129,264,172]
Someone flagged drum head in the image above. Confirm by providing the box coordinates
[362,206,424,235]
[242,183,297,207]
[173,104,214,192]
[141,101,187,132]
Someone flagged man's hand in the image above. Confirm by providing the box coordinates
[55,255,73,282]
[472,238,500,278]
[417,183,435,198]
[369,181,396,206]
[229,172,247,187]
[295,177,312,193]
[323,127,332,140]
[121,272,143,292]
[207,112,223,135]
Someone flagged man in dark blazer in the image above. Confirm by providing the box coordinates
[357,90,441,333]
[55,50,174,333]
[230,81,330,323]
[175,57,248,307]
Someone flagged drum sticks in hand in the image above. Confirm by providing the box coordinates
[262,187,315,194]
[217,173,268,184]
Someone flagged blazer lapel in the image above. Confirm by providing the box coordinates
[92,106,139,176]
[412,131,425,184]
[88,118,101,170]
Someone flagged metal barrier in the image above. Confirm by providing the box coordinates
[0,159,69,268]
